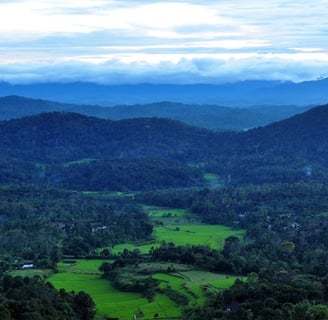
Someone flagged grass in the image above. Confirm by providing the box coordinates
[180,270,245,289]
[112,242,160,255]
[49,271,181,319]
[51,260,245,319]
[154,224,245,250]
[203,173,220,182]
[112,224,244,254]
[144,206,199,226]
[154,271,246,305]
[57,259,113,274]
[112,206,245,254]
[147,208,189,218]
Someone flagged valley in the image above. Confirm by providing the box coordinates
[1,103,328,319]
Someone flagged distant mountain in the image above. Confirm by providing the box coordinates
[0,79,327,106]
[1,105,328,189]
[1,105,328,163]
[0,95,70,119]
[0,112,219,163]
[0,95,309,131]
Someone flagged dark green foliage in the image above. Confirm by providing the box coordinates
[0,275,95,320]
[0,113,219,164]
[185,277,328,320]
[0,186,152,260]
[53,158,204,191]
[2,107,328,189]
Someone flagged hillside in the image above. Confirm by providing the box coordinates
[0,112,220,163]
[84,101,308,131]
[232,104,328,162]
[1,106,328,189]
[0,95,308,131]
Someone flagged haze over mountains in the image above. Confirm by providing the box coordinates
[0,95,309,131]
[0,78,327,106]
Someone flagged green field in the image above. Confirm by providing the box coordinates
[112,206,245,253]
[50,259,181,319]
[154,224,245,250]
[57,259,113,274]
[144,206,197,225]
[112,242,160,255]
[203,173,220,182]
[50,259,246,319]
[112,224,244,254]
[147,207,189,218]
[153,271,245,305]
[51,207,245,319]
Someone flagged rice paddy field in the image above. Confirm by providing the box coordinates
[49,259,181,319]
[111,206,245,254]
[153,271,245,305]
[154,224,244,249]
[49,207,246,319]
[50,259,245,319]
[57,259,113,274]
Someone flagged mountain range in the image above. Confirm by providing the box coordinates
[0,95,309,131]
[0,103,328,189]
[0,78,327,106]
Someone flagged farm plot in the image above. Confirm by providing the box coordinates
[154,224,245,250]
[153,271,246,306]
[50,259,181,320]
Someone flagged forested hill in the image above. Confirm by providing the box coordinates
[1,105,328,164]
[230,104,328,163]
[0,95,309,131]
[0,112,220,163]
[1,105,328,188]
[0,95,70,119]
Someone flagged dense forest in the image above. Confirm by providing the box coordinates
[1,104,328,319]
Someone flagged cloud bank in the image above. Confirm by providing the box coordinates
[0,0,327,83]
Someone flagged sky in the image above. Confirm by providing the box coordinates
[0,0,328,84]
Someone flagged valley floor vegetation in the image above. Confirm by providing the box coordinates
[2,107,328,319]
[2,182,328,319]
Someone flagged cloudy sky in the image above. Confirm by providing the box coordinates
[0,0,328,84]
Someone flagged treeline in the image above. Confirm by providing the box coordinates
[49,158,204,191]
[0,275,95,320]
[0,186,152,266]
[186,276,328,320]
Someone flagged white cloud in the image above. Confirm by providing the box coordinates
[1,53,328,84]
[0,0,327,83]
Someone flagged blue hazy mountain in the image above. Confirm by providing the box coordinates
[0,78,327,106]
[0,96,308,131]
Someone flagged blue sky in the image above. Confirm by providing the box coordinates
[0,0,327,84]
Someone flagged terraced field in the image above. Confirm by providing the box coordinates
[49,207,246,319]
[50,259,181,319]
[153,271,245,305]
